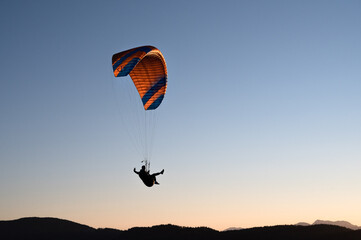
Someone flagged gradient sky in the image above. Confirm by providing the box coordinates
[1,0,361,231]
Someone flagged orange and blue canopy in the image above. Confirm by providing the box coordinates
[112,46,167,110]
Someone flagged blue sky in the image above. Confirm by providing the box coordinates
[1,0,361,230]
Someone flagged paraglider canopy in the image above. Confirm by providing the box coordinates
[112,45,167,110]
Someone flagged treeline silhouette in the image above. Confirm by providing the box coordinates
[1,217,361,240]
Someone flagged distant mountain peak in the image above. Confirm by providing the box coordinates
[313,220,361,230]
[295,222,310,226]
[296,219,361,230]
[223,227,243,231]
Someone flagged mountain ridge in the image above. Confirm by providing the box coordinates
[313,220,361,230]
[1,217,361,240]
[295,219,361,230]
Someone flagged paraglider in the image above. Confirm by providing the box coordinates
[112,46,167,187]
[133,166,164,187]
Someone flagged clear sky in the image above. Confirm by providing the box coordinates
[1,0,361,231]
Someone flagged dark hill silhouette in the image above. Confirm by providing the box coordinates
[0,217,96,240]
[1,217,361,240]
[222,225,361,240]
